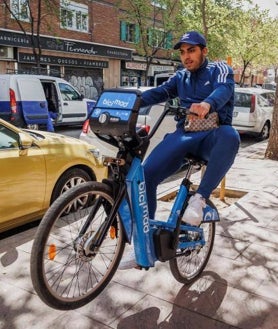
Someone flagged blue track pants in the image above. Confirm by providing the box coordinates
[143,125,240,218]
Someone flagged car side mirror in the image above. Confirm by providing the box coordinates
[18,132,33,150]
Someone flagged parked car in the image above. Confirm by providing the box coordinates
[0,118,108,233]
[262,82,276,91]
[0,74,96,130]
[232,87,275,140]
[79,87,177,157]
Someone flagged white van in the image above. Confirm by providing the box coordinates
[0,74,95,129]
[154,72,175,87]
[262,82,276,91]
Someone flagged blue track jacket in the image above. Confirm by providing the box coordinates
[141,58,235,125]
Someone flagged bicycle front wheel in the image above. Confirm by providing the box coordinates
[169,199,216,284]
[30,181,125,310]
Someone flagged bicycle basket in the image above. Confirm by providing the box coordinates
[89,88,142,147]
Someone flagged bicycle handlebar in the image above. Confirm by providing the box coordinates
[147,104,190,140]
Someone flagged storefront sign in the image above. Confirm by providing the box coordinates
[0,29,132,60]
[125,62,147,71]
[18,53,109,68]
[149,65,174,76]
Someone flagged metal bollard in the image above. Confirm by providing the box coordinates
[201,166,226,200]
[220,176,226,201]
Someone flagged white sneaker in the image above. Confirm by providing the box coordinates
[183,193,206,226]
[118,249,137,270]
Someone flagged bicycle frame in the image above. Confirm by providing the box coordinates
[116,153,219,269]
[91,88,219,269]
[30,88,223,311]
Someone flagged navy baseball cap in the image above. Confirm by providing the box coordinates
[173,31,206,49]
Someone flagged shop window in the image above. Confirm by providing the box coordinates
[60,0,88,32]
[10,0,30,22]
[121,75,139,87]
[120,21,140,44]
[148,28,172,49]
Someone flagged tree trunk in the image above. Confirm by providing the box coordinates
[265,80,278,160]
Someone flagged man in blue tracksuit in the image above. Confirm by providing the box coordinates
[142,30,240,225]
[119,30,240,269]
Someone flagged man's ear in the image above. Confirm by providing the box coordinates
[202,47,208,56]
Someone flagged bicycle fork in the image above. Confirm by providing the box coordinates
[77,183,126,256]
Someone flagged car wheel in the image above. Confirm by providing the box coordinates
[257,122,270,140]
[51,168,92,203]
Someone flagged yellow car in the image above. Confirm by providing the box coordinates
[0,119,108,233]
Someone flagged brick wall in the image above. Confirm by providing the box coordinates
[0,0,130,49]
[0,0,170,56]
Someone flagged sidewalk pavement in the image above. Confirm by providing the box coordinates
[1,140,278,329]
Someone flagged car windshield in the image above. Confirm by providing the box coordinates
[23,129,45,141]
[0,125,19,149]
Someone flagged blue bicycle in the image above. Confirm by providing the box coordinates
[30,88,219,310]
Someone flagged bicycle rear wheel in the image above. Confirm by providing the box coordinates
[169,199,216,284]
[30,181,125,310]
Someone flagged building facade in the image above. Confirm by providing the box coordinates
[0,0,178,99]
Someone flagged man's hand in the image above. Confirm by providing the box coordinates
[188,102,211,120]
